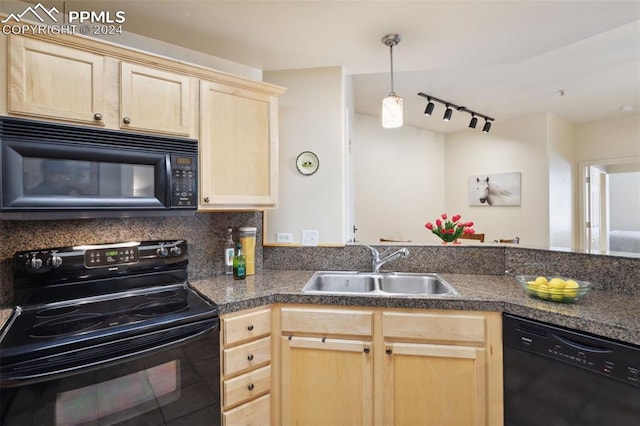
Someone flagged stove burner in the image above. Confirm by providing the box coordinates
[35,306,79,318]
[30,313,104,338]
[133,298,188,317]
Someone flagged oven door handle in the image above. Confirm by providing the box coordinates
[1,318,218,388]
[552,333,613,354]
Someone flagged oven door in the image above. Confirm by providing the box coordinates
[0,327,221,426]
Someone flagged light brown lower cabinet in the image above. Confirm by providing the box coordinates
[275,305,503,426]
[221,307,272,425]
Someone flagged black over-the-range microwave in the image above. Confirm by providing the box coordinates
[0,116,198,220]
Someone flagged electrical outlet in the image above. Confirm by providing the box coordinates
[276,232,293,243]
[301,230,319,246]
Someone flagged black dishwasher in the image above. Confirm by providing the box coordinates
[503,314,640,426]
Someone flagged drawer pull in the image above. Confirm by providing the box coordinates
[247,354,254,361]
[247,325,254,331]
[122,116,131,124]
[248,383,255,391]
[363,347,370,354]
[386,347,393,355]
[93,113,103,121]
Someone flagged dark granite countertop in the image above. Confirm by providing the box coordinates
[1,270,637,346]
[189,270,640,346]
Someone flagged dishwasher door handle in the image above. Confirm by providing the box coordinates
[552,333,613,354]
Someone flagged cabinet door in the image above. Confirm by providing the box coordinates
[200,80,278,208]
[281,336,373,426]
[120,62,192,136]
[8,36,105,125]
[384,342,487,426]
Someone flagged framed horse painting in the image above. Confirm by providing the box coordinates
[469,172,521,206]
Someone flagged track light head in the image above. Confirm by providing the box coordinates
[424,101,435,116]
[482,120,492,133]
[469,115,478,129]
[443,105,453,121]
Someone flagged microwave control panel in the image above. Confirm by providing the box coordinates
[171,155,197,207]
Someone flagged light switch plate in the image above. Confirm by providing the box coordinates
[301,230,319,246]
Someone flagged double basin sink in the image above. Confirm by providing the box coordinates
[302,271,459,297]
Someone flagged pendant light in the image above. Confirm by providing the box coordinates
[381,34,402,128]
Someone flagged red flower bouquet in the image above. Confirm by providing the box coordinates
[425,213,475,243]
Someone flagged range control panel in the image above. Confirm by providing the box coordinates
[14,240,187,276]
[84,246,139,268]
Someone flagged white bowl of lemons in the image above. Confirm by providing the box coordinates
[515,275,592,303]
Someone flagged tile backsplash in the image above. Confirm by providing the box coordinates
[0,212,263,305]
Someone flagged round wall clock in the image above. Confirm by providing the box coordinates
[296,151,319,176]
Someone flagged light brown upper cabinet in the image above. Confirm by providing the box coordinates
[199,80,284,209]
[120,62,192,137]
[8,35,106,126]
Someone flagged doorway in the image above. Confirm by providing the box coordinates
[579,157,640,254]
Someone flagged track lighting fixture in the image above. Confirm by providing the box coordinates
[381,34,402,128]
[424,99,435,116]
[418,92,495,133]
[443,105,453,121]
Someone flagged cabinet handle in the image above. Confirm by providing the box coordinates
[122,116,131,124]
[363,347,370,354]
[93,113,103,121]
[247,325,254,331]
[247,354,254,361]
[386,347,392,355]
[204,197,210,203]
[247,383,255,391]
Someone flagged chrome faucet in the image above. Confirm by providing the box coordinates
[363,244,410,273]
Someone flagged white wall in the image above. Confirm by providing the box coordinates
[263,67,346,245]
[444,114,550,247]
[574,114,640,162]
[352,113,445,244]
[547,114,575,248]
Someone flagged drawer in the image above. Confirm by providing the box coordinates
[223,393,270,426]
[280,307,373,337]
[223,336,271,377]
[383,311,486,344]
[223,365,271,409]
[223,308,271,346]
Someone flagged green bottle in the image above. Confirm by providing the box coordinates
[233,242,246,280]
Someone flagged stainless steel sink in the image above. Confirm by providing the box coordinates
[302,271,459,296]
[379,273,455,295]
[303,272,377,294]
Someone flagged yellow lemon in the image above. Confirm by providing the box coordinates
[548,278,566,288]
[565,280,580,289]
[535,287,551,299]
[563,289,578,299]
[534,276,549,286]
[551,294,564,301]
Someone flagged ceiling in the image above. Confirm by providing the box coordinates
[23,0,640,133]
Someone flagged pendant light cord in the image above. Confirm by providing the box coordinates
[389,44,395,95]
